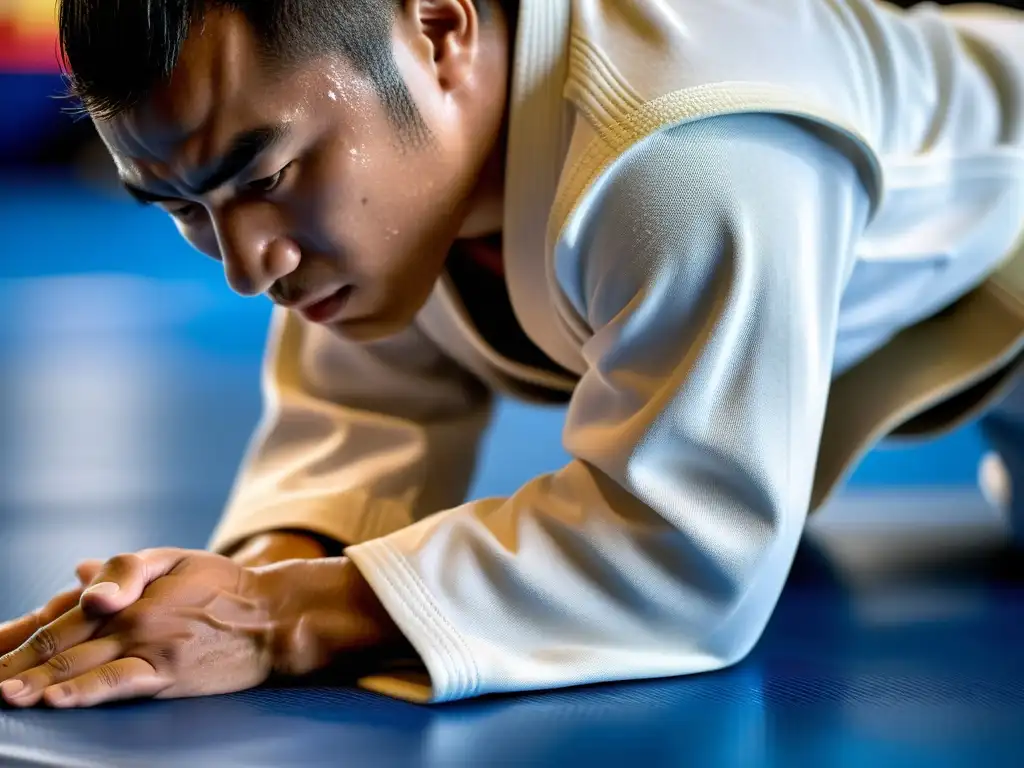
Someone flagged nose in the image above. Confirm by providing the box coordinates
[212,205,300,297]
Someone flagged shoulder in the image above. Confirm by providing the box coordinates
[553,113,871,330]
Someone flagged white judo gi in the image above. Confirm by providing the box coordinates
[210,1,1024,702]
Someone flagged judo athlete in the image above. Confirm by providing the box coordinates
[2,0,1024,708]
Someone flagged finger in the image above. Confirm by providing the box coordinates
[0,588,82,656]
[79,549,187,616]
[0,636,123,708]
[0,607,98,682]
[75,560,104,586]
[42,657,169,709]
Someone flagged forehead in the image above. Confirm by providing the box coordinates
[94,10,356,180]
[111,12,258,149]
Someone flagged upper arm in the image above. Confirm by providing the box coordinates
[558,113,873,523]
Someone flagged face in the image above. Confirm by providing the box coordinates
[93,1,511,341]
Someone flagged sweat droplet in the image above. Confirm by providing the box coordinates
[328,91,338,101]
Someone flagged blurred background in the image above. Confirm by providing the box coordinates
[2,7,1022,767]
[0,0,999,577]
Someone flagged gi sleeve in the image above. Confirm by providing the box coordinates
[344,113,873,703]
[208,308,495,553]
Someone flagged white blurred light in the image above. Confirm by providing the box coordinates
[2,275,202,506]
[0,274,224,334]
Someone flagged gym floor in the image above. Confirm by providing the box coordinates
[1,171,1023,766]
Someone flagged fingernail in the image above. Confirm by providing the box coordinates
[84,582,119,597]
[2,680,25,698]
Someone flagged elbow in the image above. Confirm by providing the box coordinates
[667,591,778,680]
[697,509,797,673]
[663,499,795,676]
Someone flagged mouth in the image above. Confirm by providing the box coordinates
[297,286,354,324]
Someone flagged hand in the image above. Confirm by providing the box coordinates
[0,559,106,658]
[0,532,325,663]
[0,549,275,708]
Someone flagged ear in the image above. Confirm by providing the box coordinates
[405,0,480,91]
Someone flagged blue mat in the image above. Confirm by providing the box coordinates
[1,175,1022,766]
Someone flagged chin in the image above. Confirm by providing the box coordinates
[327,313,411,343]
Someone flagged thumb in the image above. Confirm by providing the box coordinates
[80,548,188,615]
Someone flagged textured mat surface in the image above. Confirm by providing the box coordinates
[1,520,1023,767]
[1,176,1023,766]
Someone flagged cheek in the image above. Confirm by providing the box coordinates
[356,165,463,258]
[297,159,415,271]
[296,130,467,303]
[290,152,369,256]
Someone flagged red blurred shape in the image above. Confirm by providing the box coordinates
[0,21,61,73]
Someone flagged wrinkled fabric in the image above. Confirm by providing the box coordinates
[210,1,1024,702]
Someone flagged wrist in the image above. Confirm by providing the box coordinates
[254,557,410,678]
[229,530,328,567]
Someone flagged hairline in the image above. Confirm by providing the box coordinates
[67,2,436,147]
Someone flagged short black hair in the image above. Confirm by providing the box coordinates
[58,1,490,140]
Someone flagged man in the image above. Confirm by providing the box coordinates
[2,0,1024,709]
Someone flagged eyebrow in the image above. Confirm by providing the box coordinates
[122,124,288,204]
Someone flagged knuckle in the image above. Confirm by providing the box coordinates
[44,653,75,677]
[150,644,178,668]
[27,628,58,659]
[95,664,122,690]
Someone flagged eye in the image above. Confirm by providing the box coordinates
[245,163,293,194]
[168,203,204,223]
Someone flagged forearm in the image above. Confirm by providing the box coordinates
[210,310,494,555]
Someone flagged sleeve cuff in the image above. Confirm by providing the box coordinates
[345,538,481,703]
[207,494,414,555]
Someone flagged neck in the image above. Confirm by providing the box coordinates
[456,124,507,239]
[455,0,517,240]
